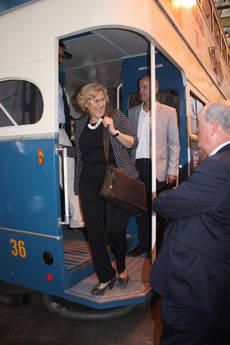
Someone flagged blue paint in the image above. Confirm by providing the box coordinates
[0,0,35,13]
[0,138,64,295]
[0,139,60,234]
[0,138,150,309]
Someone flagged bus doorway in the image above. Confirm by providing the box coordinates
[56,28,186,309]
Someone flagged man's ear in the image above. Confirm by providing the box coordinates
[208,119,218,135]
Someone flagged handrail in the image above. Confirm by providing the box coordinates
[56,147,70,226]
[0,102,18,126]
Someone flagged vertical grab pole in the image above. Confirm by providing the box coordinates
[150,43,156,263]
[62,148,70,224]
[56,147,70,225]
[116,83,122,110]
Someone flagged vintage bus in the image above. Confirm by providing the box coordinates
[0,0,229,315]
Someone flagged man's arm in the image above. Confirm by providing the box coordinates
[153,158,229,218]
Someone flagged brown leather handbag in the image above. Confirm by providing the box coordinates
[99,115,147,216]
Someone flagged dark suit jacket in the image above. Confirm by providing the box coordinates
[62,87,71,140]
[150,144,230,312]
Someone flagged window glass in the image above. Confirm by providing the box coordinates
[190,140,207,173]
[0,80,43,127]
[221,36,227,63]
[190,93,204,135]
[128,92,140,109]
[202,0,212,29]
[213,15,221,49]
[157,89,180,125]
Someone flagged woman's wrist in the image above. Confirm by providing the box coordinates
[113,129,120,137]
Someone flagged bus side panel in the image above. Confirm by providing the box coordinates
[0,138,65,295]
[0,139,60,234]
[1,230,64,295]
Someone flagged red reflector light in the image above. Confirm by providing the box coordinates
[46,273,53,281]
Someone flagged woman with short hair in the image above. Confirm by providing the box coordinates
[68,83,138,295]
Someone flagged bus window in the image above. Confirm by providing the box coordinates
[213,14,221,49]
[157,89,180,125]
[128,93,140,109]
[190,93,204,135]
[0,80,43,127]
[190,140,207,172]
[202,0,212,30]
[221,36,227,64]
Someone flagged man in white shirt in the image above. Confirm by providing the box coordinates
[128,75,180,256]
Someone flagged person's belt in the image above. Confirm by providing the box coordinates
[59,123,65,129]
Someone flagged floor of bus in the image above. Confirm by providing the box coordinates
[63,227,91,271]
[62,228,152,307]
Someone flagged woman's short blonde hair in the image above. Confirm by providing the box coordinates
[76,83,108,112]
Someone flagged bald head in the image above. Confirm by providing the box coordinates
[138,76,159,111]
[204,101,230,134]
[198,100,230,154]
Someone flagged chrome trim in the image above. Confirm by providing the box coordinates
[0,227,63,240]
[0,132,58,142]
[57,148,70,225]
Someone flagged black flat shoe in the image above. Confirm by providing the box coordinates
[118,275,129,288]
[91,276,116,296]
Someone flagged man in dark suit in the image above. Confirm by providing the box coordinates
[150,100,230,344]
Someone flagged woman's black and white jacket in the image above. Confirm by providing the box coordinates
[67,109,139,195]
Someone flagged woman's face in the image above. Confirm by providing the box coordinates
[86,91,107,120]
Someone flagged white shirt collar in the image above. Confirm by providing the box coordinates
[141,101,158,113]
[209,141,230,156]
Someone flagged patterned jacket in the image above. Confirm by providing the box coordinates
[67,109,139,195]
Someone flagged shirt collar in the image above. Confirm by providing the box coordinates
[209,141,230,156]
[141,102,158,113]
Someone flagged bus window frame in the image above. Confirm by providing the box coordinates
[199,0,230,71]
[0,78,44,129]
[187,90,206,142]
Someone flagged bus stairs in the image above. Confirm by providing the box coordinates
[62,228,152,309]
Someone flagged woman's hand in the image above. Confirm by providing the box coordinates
[102,116,134,149]
[102,116,117,136]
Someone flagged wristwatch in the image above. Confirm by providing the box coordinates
[113,130,120,137]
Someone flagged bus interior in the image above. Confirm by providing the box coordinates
[56,28,187,309]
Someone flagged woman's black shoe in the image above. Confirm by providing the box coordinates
[118,275,129,288]
[91,276,116,296]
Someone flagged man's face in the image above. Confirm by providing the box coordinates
[59,47,64,65]
[139,77,151,103]
[197,107,210,154]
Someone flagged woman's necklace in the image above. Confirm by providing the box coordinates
[88,117,102,130]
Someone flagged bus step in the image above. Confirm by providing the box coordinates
[64,256,152,309]
[63,228,91,271]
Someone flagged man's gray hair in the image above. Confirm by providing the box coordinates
[205,101,230,134]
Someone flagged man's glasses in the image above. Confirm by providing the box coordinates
[88,96,108,105]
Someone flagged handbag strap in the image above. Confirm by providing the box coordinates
[103,110,114,166]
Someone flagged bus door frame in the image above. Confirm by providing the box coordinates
[150,43,156,262]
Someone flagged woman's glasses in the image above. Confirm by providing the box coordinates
[88,96,108,105]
